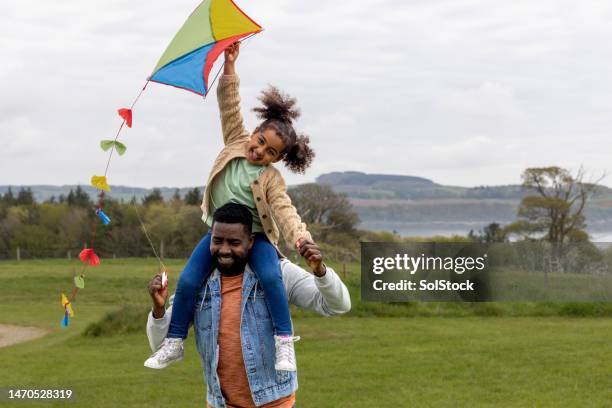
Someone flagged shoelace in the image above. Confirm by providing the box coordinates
[155,339,181,361]
[276,336,300,363]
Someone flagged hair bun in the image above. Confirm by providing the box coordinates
[283,134,314,174]
[253,85,300,123]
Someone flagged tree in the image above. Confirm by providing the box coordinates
[174,205,209,256]
[66,189,75,206]
[142,188,164,206]
[469,222,507,243]
[172,189,182,202]
[16,187,35,205]
[66,186,92,207]
[2,187,15,206]
[504,166,602,274]
[184,187,202,206]
[287,183,359,233]
[73,186,92,207]
[505,167,600,244]
[168,188,183,211]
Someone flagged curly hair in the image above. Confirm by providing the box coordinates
[253,86,315,174]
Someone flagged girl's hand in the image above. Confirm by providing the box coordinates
[224,42,240,74]
[297,238,327,277]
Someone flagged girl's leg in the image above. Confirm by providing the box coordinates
[167,231,213,339]
[248,235,292,336]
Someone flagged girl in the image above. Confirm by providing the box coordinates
[145,42,315,371]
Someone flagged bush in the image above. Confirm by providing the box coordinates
[82,306,149,337]
[558,302,612,317]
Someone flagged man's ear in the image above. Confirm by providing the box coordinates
[247,233,255,251]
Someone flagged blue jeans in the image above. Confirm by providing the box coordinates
[167,231,293,338]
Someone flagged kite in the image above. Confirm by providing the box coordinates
[89,0,262,192]
[63,0,263,326]
[149,0,262,95]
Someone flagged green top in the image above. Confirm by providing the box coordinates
[205,158,265,232]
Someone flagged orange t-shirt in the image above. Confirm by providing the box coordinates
[207,273,295,408]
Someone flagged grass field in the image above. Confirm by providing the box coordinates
[1,259,612,407]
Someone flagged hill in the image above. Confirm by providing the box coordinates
[315,171,612,236]
[3,171,612,237]
[0,185,196,204]
[318,171,569,200]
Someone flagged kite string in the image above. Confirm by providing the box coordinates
[69,82,151,306]
[203,65,224,100]
[65,32,262,320]
[203,32,261,100]
[68,190,107,303]
[130,81,149,109]
[103,122,124,177]
[89,191,105,249]
[104,81,149,177]
[132,199,167,273]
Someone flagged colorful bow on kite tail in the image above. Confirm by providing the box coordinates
[61,0,262,326]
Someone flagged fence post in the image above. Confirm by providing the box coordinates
[67,251,71,260]
[342,263,347,280]
[160,240,164,260]
[16,247,21,261]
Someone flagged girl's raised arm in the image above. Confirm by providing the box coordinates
[217,42,248,145]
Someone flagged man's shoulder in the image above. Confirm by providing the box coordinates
[279,259,314,290]
[279,258,298,274]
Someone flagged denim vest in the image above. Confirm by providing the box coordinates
[193,266,298,408]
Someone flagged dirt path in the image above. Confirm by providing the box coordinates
[0,324,48,348]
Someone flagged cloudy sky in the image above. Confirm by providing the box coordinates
[1,0,611,188]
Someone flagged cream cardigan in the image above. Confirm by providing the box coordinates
[200,74,312,247]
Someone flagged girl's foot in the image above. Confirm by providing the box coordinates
[274,335,300,371]
[144,338,184,369]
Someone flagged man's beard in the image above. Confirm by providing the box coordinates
[213,254,248,276]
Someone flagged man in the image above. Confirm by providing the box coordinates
[146,203,351,408]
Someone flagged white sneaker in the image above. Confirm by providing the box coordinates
[274,335,300,371]
[144,338,184,369]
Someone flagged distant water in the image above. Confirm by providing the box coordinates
[360,221,612,243]
[592,232,612,243]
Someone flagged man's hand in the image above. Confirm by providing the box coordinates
[297,238,326,277]
[223,42,240,75]
[148,272,168,319]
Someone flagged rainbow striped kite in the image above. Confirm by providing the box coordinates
[149,0,262,96]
